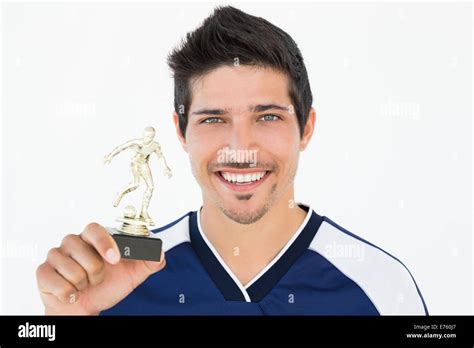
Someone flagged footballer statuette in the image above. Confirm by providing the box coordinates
[103,126,172,261]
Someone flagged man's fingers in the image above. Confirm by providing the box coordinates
[36,262,79,305]
[61,234,107,286]
[80,223,120,265]
[46,247,88,291]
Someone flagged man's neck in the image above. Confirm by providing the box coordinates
[199,190,308,286]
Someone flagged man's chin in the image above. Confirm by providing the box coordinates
[219,201,270,225]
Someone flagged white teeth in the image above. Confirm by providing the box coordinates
[220,171,267,184]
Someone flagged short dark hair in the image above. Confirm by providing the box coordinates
[167,6,313,138]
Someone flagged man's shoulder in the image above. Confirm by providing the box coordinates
[308,216,428,315]
[151,211,193,252]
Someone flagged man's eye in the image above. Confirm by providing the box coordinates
[201,117,223,124]
[259,114,281,122]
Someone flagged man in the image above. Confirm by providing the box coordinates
[36,6,428,315]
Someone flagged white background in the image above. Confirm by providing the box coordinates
[1,1,472,314]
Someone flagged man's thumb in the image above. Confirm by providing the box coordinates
[141,251,166,276]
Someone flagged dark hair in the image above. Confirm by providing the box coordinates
[167,6,313,138]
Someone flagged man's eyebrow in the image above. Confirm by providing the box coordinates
[190,108,228,116]
[190,104,289,116]
[252,104,289,112]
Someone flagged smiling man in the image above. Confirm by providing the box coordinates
[36,6,428,315]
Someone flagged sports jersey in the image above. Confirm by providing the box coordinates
[101,204,428,315]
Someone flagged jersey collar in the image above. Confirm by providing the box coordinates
[189,204,324,302]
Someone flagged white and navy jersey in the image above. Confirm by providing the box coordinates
[101,205,428,315]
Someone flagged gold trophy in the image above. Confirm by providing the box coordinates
[103,126,172,261]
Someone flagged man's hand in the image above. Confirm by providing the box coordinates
[164,167,172,178]
[36,223,166,315]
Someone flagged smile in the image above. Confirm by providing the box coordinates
[215,170,271,192]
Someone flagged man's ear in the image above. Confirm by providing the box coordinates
[299,108,316,151]
[173,112,187,153]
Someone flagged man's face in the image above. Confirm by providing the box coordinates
[175,65,313,224]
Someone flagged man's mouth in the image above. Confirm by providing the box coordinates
[214,170,271,192]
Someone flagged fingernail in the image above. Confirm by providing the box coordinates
[105,248,119,264]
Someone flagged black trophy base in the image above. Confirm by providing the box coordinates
[108,229,162,262]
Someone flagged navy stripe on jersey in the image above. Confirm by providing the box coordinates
[151,211,192,234]
[246,207,323,301]
[189,211,247,301]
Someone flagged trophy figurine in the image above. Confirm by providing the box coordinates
[103,126,172,262]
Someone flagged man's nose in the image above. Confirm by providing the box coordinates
[227,118,256,152]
